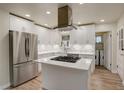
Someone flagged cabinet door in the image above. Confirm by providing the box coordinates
[38,29,51,45]
[79,54,95,73]
[86,26,95,45]
[70,29,87,45]
[50,30,61,45]
[10,15,34,33]
[70,25,95,45]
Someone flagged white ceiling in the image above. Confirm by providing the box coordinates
[0,3,124,28]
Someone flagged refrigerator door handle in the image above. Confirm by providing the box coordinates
[25,37,27,57]
[25,37,29,57]
[27,37,30,57]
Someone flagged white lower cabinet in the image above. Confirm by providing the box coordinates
[42,63,90,90]
[38,52,64,72]
[79,54,95,73]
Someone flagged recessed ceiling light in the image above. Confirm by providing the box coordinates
[16,19,20,21]
[79,3,84,5]
[25,14,31,17]
[44,24,48,26]
[78,22,81,24]
[46,11,51,14]
[100,19,104,22]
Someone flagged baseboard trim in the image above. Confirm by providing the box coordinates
[111,69,117,73]
[42,87,48,90]
[0,83,10,90]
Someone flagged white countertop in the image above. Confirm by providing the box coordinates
[35,56,92,70]
[38,51,95,55]
[67,51,95,55]
[38,51,61,55]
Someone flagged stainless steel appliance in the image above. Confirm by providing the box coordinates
[51,56,80,63]
[9,30,38,87]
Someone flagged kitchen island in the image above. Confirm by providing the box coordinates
[35,56,92,90]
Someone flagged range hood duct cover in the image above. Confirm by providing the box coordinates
[58,5,76,31]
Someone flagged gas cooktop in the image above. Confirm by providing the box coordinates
[51,56,81,63]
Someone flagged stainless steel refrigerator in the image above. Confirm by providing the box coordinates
[9,30,38,87]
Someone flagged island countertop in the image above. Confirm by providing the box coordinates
[35,56,92,70]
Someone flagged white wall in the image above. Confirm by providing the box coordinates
[117,13,124,84]
[0,9,10,89]
[96,23,117,73]
[96,23,116,32]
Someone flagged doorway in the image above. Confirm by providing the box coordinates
[95,32,112,71]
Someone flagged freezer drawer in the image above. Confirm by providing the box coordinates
[12,62,38,86]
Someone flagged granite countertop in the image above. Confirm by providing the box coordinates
[35,56,92,70]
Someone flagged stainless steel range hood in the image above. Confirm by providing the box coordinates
[57,5,77,31]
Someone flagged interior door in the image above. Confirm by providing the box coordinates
[117,28,124,80]
[117,29,120,75]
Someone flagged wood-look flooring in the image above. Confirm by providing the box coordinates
[8,66,124,90]
[89,66,124,90]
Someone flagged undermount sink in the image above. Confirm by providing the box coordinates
[50,56,81,63]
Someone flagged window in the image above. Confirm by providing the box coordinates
[96,36,102,43]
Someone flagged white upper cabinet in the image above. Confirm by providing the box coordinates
[9,14,61,46]
[9,14,95,46]
[35,26,51,45]
[50,30,61,45]
[35,26,61,45]
[70,28,87,45]
[9,15,35,33]
[70,25,95,45]
[85,25,95,45]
